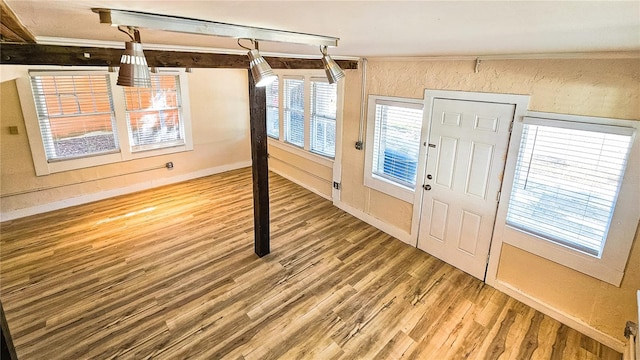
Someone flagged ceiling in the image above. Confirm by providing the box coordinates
[5,1,640,58]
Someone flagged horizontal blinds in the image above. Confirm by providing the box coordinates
[266,78,279,139]
[123,75,185,152]
[372,102,423,187]
[30,74,119,161]
[506,123,634,256]
[283,78,304,147]
[310,80,337,158]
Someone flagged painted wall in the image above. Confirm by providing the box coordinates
[339,58,640,343]
[0,66,251,219]
[268,142,333,199]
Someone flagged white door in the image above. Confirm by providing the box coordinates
[417,98,515,280]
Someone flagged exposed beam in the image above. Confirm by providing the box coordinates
[0,43,359,70]
[248,70,270,257]
[0,0,36,43]
[94,8,339,47]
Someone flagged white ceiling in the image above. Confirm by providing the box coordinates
[6,0,640,58]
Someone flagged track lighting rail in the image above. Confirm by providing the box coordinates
[93,8,340,48]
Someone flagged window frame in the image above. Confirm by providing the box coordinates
[309,77,337,158]
[282,76,306,149]
[123,74,188,153]
[265,76,280,139]
[267,70,342,163]
[363,95,425,203]
[495,111,640,286]
[17,69,193,176]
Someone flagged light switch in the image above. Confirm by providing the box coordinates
[8,126,19,135]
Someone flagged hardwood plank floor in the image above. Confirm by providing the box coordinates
[0,168,621,359]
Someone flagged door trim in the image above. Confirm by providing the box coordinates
[411,90,530,284]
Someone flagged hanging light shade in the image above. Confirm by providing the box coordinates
[321,46,345,84]
[117,41,151,88]
[247,49,277,87]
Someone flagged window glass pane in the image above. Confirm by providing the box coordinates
[284,78,304,147]
[372,103,423,187]
[30,74,119,161]
[266,78,279,139]
[506,123,633,257]
[123,75,185,152]
[310,80,337,158]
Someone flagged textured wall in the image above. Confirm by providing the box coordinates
[268,144,333,199]
[0,66,251,216]
[339,58,640,342]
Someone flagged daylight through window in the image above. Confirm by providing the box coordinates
[30,74,119,161]
[506,120,634,257]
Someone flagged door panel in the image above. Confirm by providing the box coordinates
[417,98,515,280]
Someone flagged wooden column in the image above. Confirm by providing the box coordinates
[248,71,270,257]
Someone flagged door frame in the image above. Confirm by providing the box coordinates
[411,90,530,283]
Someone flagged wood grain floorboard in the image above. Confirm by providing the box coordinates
[0,168,622,359]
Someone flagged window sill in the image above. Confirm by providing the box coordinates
[364,173,415,203]
[501,225,624,286]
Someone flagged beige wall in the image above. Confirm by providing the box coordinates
[268,143,333,199]
[339,58,640,342]
[0,66,251,217]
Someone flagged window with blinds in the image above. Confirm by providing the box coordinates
[283,78,305,147]
[371,101,423,188]
[506,118,634,257]
[310,79,337,158]
[30,74,119,161]
[123,75,185,152]
[266,77,279,139]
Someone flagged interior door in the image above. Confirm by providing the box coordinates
[417,98,515,280]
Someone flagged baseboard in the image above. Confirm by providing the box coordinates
[333,200,414,246]
[493,279,626,353]
[0,161,251,222]
[269,166,332,201]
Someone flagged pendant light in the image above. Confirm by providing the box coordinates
[117,26,152,88]
[320,45,345,84]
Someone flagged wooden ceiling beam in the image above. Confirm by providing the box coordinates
[0,0,36,43]
[0,43,359,70]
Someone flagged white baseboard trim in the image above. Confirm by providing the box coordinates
[493,279,626,353]
[269,167,332,201]
[1,161,251,222]
[333,200,413,246]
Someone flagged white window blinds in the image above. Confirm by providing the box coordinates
[371,101,423,188]
[310,79,337,158]
[266,77,279,139]
[30,74,119,161]
[506,118,634,257]
[283,78,305,147]
[123,75,185,152]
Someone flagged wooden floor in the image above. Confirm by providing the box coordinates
[0,168,621,360]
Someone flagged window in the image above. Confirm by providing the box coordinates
[18,70,193,176]
[310,79,337,158]
[283,78,305,147]
[29,74,119,161]
[124,75,185,152]
[498,112,639,285]
[506,119,633,257]
[266,77,279,139]
[267,72,340,164]
[364,96,424,202]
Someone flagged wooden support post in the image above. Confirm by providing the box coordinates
[248,70,270,257]
[0,301,17,360]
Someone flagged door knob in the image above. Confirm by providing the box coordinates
[423,184,432,191]
[427,174,433,180]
